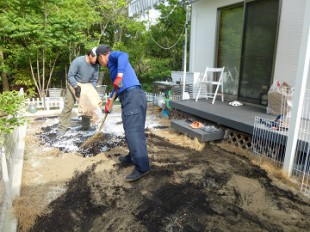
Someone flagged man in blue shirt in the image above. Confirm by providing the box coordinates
[96,44,150,182]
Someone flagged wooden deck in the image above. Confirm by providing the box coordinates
[170,99,276,135]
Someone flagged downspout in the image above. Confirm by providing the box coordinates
[182,4,189,100]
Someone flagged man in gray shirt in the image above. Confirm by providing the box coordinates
[58,47,99,135]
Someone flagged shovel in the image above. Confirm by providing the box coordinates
[80,90,118,148]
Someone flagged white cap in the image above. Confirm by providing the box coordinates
[91,47,97,56]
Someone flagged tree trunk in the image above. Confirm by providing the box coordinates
[0,48,10,92]
[29,58,41,98]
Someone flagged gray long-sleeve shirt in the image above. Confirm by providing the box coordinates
[68,56,99,88]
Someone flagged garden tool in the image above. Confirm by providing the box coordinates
[79,90,117,148]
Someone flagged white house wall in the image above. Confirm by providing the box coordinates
[189,0,240,73]
[273,0,309,88]
[190,0,309,88]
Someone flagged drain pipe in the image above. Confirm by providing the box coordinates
[182,4,189,100]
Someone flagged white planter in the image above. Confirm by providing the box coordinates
[48,88,63,97]
[96,85,107,97]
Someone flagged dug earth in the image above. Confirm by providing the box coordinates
[15,111,310,232]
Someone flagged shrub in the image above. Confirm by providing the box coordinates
[0,90,28,136]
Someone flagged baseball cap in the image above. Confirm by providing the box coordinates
[91,47,97,56]
[96,44,112,56]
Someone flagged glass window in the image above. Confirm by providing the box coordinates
[217,4,243,96]
[239,0,279,104]
[217,0,280,105]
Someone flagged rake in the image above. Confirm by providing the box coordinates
[79,90,117,149]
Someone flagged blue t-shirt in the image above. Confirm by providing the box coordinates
[107,51,141,97]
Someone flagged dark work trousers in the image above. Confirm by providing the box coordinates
[119,88,150,173]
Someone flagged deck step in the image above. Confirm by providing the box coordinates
[171,120,224,142]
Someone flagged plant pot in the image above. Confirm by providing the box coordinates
[28,103,37,113]
[96,85,107,97]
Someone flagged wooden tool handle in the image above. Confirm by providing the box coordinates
[97,90,118,132]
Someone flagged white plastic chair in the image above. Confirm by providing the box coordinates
[195,67,225,104]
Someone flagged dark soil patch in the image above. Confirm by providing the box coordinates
[27,133,310,232]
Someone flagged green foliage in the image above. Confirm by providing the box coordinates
[13,72,37,98]
[0,0,99,95]
[0,91,27,135]
[139,57,172,92]
[147,0,186,70]
[0,0,186,93]
[128,0,187,90]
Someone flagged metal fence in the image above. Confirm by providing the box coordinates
[252,88,310,196]
[145,92,182,103]
[299,90,310,195]
[252,117,288,166]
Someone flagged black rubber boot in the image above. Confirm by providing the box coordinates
[118,154,133,165]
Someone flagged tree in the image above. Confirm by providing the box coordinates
[0,0,99,97]
[126,0,187,91]
[0,48,10,91]
[148,0,187,70]
[0,0,13,92]
[0,0,187,94]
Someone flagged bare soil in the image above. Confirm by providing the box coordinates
[16,108,310,232]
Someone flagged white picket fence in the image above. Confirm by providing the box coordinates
[26,92,181,112]
[26,94,110,111]
[27,97,65,110]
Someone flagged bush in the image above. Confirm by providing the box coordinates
[0,90,28,136]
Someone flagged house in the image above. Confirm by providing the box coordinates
[129,0,310,136]
[129,0,310,180]
[173,0,310,179]
[130,0,309,105]
[189,0,310,105]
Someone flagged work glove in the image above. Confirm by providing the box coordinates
[113,76,123,90]
[104,98,113,113]
[75,86,81,98]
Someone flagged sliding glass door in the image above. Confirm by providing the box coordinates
[217,4,243,96]
[217,0,280,105]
